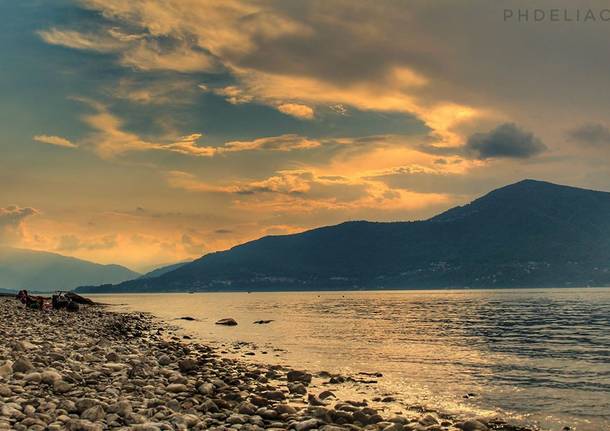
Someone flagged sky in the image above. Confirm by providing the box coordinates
[2,0,610,272]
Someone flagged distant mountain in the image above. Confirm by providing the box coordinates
[76,180,610,293]
[0,247,139,293]
[139,262,188,279]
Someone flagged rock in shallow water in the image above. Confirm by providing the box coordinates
[215,318,238,326]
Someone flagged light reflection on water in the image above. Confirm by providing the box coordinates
[96,288,610,431]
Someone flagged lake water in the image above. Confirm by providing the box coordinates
[95,288,610,431]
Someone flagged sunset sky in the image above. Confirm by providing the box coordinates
[2,0,610,271]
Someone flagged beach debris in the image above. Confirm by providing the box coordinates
[253,319,274,324]
[16,290,47,310]
[65,291,95,305]
[215,318,238,326]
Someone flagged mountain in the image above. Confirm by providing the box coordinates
[0,247,140,293]
[139,262,188,279]
[76,180,610,293]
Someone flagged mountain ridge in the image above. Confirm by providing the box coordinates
[76,179,610,293]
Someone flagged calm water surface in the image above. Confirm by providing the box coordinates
[95,288,610,431]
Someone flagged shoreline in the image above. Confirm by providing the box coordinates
[0,298,531,431]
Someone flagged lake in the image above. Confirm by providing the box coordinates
[95,288,610,431]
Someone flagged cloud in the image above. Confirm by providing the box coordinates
[209,86,254,105]
[166,170,312,195]
[68,101,325,158]
[41,1,485,146]
[222,135,320,153]
[277,103,315,120]
[111,78,198,105]
[567,123,610,147]
[120,39,219,73]
[56,234,117,252]
[38,28,124,52]
[166,168,449,215]
[214,229,232,234]
[0,205,39,245]
[33,135,78,148]
[465,123,546,159]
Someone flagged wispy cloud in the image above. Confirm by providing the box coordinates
[33,135,78,148]
[38,28,124,52]
[51,100,324,158]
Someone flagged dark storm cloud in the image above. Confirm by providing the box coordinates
[567,123,610,147]
[465,123,547,160]
[238,2,442,86]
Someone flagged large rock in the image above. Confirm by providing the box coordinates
[157,354,171,366]
[76,399,99,414]
[295,419,320,431]
[12,357,34,373]
[166,383,188,393]
[53,380,73,394]
[215,318,238,326]
[178,358,197,373]
[287,370,312,384]
[288,382,307,395]
[0,361,13,378]
[260,390,286,401]
[81,405,105,422]
[23,372,41,383]
[41,370,62,384]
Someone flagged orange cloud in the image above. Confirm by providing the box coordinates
[277,103,315,120]
[33,135,78,148]
[0,206,40,245]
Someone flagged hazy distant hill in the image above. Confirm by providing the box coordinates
[139,262,188,279]
[0,247,139,292]
[76,180,610,293]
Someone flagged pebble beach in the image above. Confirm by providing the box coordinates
[0,297,531,431]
